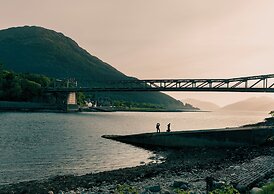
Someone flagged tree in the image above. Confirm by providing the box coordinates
[22,73,51,87]
[0,67,54,102]
[21,79,42,101]
[76,92,86,106]
[0,63,3,73]
[8,82,22,100]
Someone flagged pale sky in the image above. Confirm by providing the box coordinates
[1,0,274,105]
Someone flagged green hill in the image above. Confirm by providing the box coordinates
[0,26,190,109]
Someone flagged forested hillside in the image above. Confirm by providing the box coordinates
[0,26,192,109]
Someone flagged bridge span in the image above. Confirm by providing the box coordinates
[46,74,274,93]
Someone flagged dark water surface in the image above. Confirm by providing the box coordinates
[0,111,268,185]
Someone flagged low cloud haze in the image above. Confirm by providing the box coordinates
[1,0,274,105]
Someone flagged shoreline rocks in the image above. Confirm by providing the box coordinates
[0,144,273,194]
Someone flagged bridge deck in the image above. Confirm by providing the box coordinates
[45,74,274,93]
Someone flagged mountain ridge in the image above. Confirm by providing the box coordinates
[220,96,274,112]
[182,98,220,111]
[182,97,274,112]
[0,26,188,109]
[0,26,126,80]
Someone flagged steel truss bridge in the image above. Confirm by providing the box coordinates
[45,74,274,93]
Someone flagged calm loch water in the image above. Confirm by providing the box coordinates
[0,111,268,185]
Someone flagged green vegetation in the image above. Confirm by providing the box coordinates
[173,188,190,194]
[209,185,240,194]
[0,65,87,105]
[0,65,51,101]
[76,92,86,106]
[0,26,194,109]
[112,100,164,109]
[260,181,274,194]
[114,184,138,194]
[270,111,274,117]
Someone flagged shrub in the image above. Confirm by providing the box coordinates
[260,181,274,194]
[114,184,138,194]
[209,185,240,194]
[173,188,190,194]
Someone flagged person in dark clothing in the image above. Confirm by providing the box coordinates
[167,123,171,132]
[156,123,160,133]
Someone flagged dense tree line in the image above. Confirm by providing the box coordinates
[0,64,51,101]
[112,100,164,109]
[0,64,197,109]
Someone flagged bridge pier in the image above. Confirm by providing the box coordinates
[66,92,79,112]
[52,92,79,112]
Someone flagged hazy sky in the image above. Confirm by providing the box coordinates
[1,0,274,105]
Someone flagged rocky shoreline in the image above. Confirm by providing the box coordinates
[0,143,273,194]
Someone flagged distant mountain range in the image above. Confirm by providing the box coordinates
[220,96,274,112]
[0,26,190,109]
[182,97,274,112]
[183,98,220,111]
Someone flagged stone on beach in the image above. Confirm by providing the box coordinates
[250,187,263,194]
[146,185,161,192]
[1,145,273,194]
[172,179,189,189]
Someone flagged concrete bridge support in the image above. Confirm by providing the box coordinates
[51,92,79,112]
[66,92,79,112]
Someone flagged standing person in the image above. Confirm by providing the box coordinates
[167,123,171,132]
[156,123,160,133]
